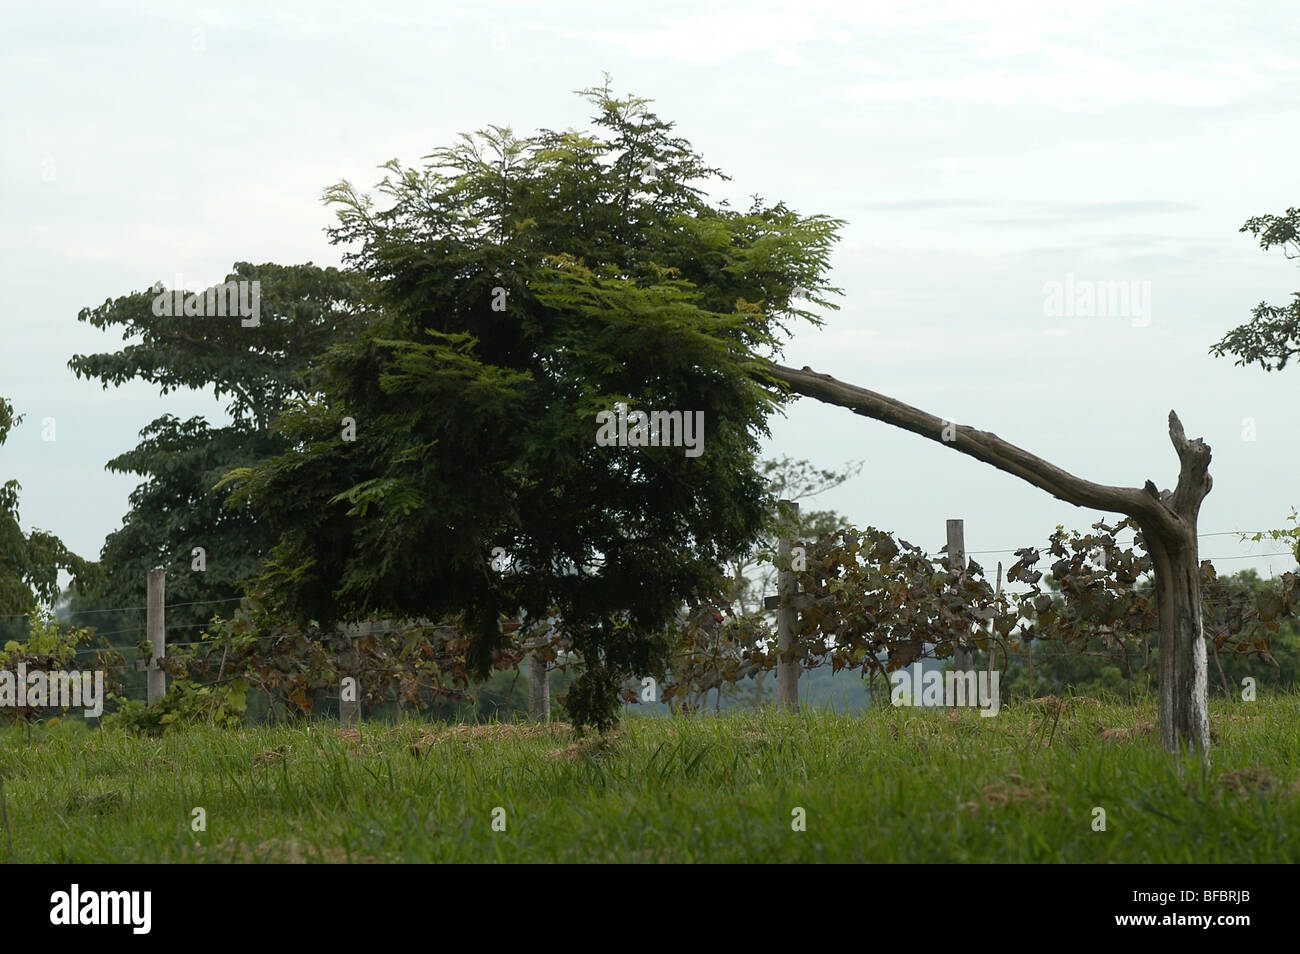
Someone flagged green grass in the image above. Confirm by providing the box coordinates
[2,693,1298,862]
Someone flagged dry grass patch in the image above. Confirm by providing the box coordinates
[66,791,121,813]
[252,744,292,766]
[1096,720,1156,743]
[546,732,620,762]
[190,837,376,864]
[961,773,1054,816]
[1219,769,1282,796]
[408,721,575,756]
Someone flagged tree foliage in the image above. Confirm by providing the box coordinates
[226,82,845,729]
[659,457,860,710]
[1211,206,1300,371]
[68,263,368,626]
[0,397,88,616]
[684,516,1300,703]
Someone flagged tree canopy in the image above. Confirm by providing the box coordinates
[1211,206,1300,371]
[68,263,368,626]
[225,82,845,727]
[0,396,87,616]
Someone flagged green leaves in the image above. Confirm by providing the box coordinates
[1210,206,1300,372]
[0,397,87,615]
[329,478,422,520]
[231,83,845,728]
[69,265,369,629]
[1244,509,1300,564]
[71,263,368,430]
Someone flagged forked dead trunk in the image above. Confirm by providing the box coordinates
[759,362,1213,755]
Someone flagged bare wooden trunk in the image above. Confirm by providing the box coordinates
[1147,534,1210,753]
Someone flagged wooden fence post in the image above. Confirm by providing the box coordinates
[989,561,1003,685]
[529,642,550,722]
[338,622,364,728]
[518,609,550,722]
[146,569,166,706]
[776,500,800,711]
[947,518,973,672]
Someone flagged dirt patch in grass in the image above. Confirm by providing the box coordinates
[546,733,620,762]
[407,722,576,756]
[1219,769,1282,796]
[961,773,1053,815]
[190,837,376,864]
[252,744,292,766]
[67,791,122,813]
[1096,720,1156,743]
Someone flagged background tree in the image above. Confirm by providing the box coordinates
[1208,209,1300,690]
[990,559,1299,701]
[662,456,861,710]
[0,396,88,625]
[734,456,863,614]
[1211,206,1300,370]
[68,262,367,629]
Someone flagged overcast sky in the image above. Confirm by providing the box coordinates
[3,0,1298,595]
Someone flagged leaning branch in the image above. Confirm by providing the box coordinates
[759,362,1185,538]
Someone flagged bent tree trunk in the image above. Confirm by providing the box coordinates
[761,363,1212,755]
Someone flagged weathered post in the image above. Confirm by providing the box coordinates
[338,621,365,728]
[776,500,800,711]
[146,569,166,706]
[989,561,1003,685]
[947,519,973,672]
[529,618,550,723]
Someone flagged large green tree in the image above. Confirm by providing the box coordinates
[225,83,844,728]
[69,262,367,627]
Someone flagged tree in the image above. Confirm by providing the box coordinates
[759,364,1214,755]
[1211,206,1300,370]
[229,81,1217,751]
[68,262,367,627]
[0,396,88,617]
[738,457,863,613]
[662,457,860,710]
[225,82,844,730]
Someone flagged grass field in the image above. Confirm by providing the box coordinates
[4,692,1299,863]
